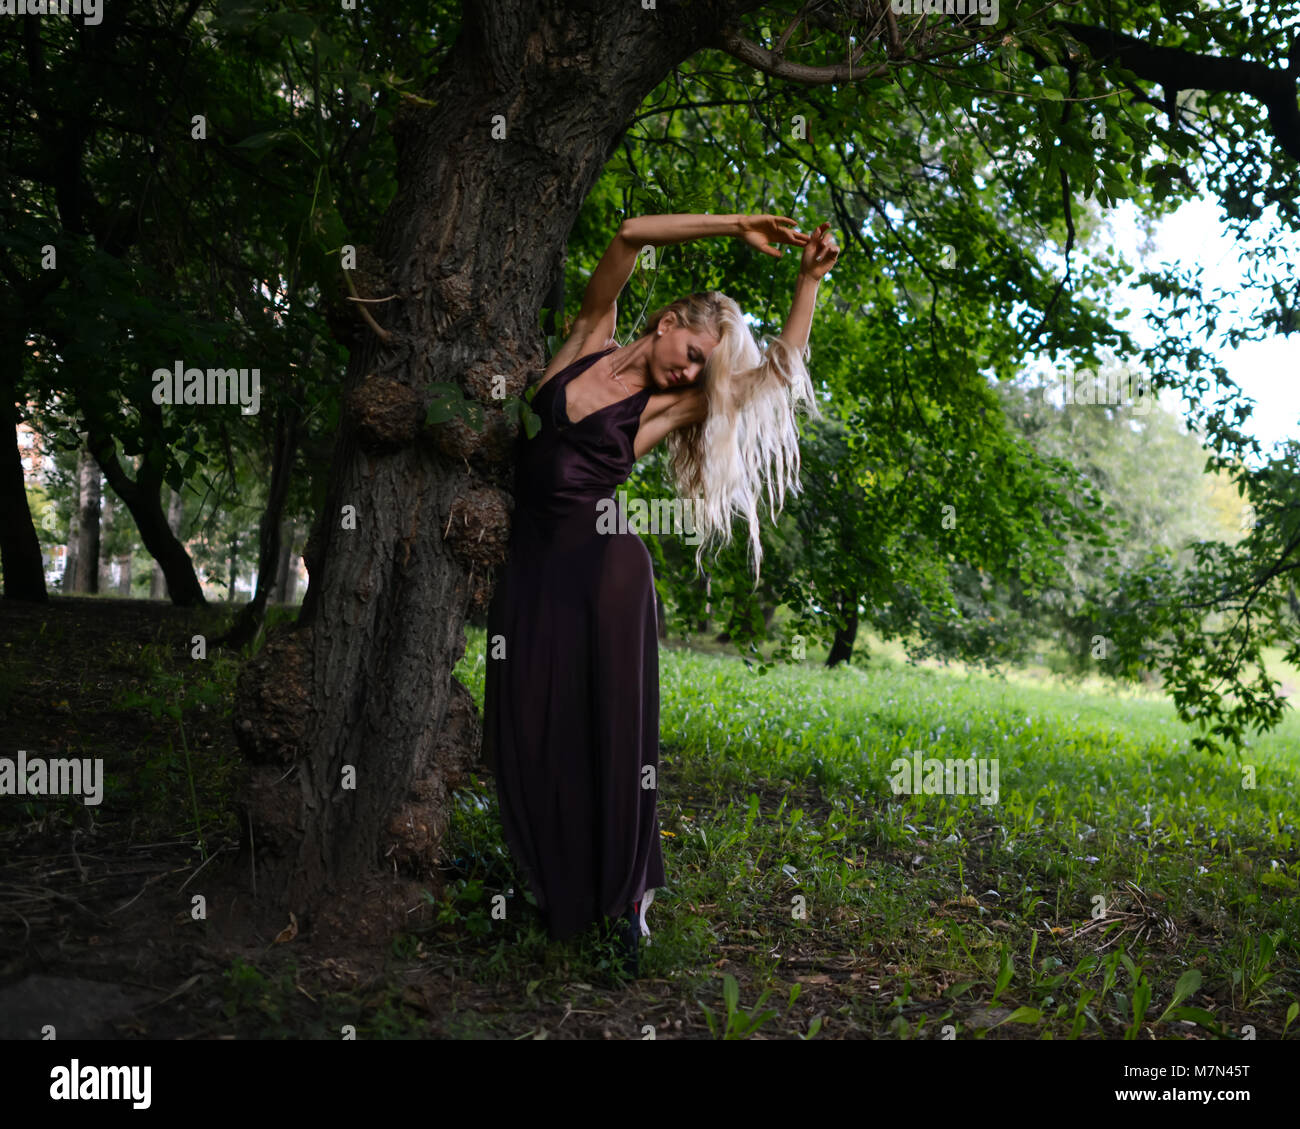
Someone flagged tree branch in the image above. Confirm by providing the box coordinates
[1058,21,1300,162]
[714,27,890,84]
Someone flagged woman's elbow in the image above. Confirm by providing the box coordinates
[617,217,645,247]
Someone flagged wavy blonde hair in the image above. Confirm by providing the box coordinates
[634,291,820,581]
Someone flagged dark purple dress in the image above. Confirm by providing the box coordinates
[482,346,665,942]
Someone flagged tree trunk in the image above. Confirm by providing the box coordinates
[218,401,301,646]
[226,534,238,601]
[150,488,183,598]
[692,571,711,635]
[276,520,301,604]
[231,2,722,931]
[64,478,80,592]
[825,591,859,668]
[116,551,133,595]
[97,492,115,593]
[71,448,103,594]
[0,342,47,602]
[86,428,206,605]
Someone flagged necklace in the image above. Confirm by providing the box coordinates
[605,347,645,395]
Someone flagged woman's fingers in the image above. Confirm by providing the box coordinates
[770,215,810,244]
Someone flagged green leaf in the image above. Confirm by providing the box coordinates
[722,973,739,1016]
[425,381,466,426]
[1155,968,1202,1023]
[425,401,459,426]
[1170,1007,1222,1033]
[992,944,1014,1002]
[700,1002,717,1039]
[997,1006,1043,1025]
[458,400,485,434]
[232,129,296,150]
[521,403,541,439]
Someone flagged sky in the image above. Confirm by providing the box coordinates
[1100,195,1299,460]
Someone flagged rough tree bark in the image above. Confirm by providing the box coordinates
[0,341,47,602]
[115,550,133,595]
[150,488,182,599]
[229,1,758,932]
[218,400,302,647]
[95,491,115,594]
[274,519,297,604]
[71,448,104,594]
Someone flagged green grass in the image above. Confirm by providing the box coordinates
[19,595,1292,1038]
[442,626,1300,1039]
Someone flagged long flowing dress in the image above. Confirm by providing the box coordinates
[482,346,665,943]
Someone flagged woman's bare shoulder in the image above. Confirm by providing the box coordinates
[535,325,616,391]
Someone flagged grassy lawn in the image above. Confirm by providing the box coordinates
[433,627,1300,1039]
[2,598,1294,1040]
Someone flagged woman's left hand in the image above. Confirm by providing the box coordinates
[799,222,840,280]
[739,214,810,259]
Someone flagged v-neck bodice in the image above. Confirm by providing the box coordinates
[553,346,650,427]
[511,348,649,539]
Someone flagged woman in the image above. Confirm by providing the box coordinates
[482,212,840,975]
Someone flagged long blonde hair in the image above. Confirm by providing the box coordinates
[635,291,820,581]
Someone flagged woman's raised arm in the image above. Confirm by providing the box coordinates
[778,222,840,352]
[577,213,806,323]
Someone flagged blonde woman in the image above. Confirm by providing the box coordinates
[482,212,839,976]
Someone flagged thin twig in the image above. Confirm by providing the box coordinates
[342,268,393,342]
[70,829,87,884]
[178,846,227,894]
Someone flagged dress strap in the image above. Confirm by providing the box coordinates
[550,345,617,385]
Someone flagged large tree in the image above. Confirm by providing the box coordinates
[167,0,1300,925]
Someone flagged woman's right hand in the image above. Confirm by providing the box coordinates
[739,214,810,259]
[798,222,840,280]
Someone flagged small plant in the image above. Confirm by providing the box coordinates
[989,941,1014,1004]
[700,974,779,1040]
[221,958,270,1020]
[1233,930,1284,1009]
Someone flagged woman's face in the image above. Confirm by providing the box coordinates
[651,312,719,391]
